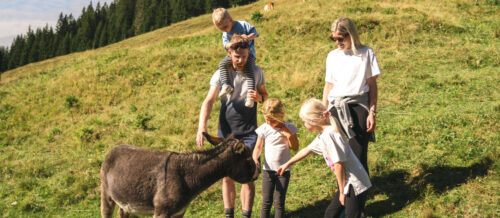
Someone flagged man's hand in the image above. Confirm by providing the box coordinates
[196,130,205,147]
[247,90,262,103]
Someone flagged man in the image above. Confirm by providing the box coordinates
[196,35,268,218]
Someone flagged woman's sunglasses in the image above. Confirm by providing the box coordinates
[230,42,249,50]
[329,34,349,43]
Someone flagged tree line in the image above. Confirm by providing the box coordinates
[0,0,256,73]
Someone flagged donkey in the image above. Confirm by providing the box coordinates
[100,132,260,218]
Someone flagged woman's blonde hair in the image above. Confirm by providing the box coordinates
[331,17,363,55]
[262,98,285,123]
[299,99,344,134]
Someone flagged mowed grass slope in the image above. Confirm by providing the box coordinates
[0,0,498,217]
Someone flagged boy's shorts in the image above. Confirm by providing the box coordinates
[217,131,259,161]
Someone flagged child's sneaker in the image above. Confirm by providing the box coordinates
[219,84,233,99]
[245,98,254,108]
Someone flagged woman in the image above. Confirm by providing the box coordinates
[322,17,381,175]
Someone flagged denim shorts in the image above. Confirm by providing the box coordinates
[218,130,259,161]
[218,131,257,150]
[235,133,257,151]
[237,133,259,162]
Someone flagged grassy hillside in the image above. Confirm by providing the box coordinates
[0,0,498,217]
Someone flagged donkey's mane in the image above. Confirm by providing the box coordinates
[177,138,240,164]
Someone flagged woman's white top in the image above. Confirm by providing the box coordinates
[325,46,382,101]
[307,126,372,196]
[255,122,298,172]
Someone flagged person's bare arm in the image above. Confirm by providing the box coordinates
[281,127,299,151]
[196,86,219,146]
[247,33,258,41]
[322,82,333,108]
[276,148,312,176]
[334,162,346,205]
[366,76,378,132]
[252,136,264,166]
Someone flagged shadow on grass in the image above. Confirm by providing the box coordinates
[288,198,331,218]
[287,157,492,218]
[367,157,493,217]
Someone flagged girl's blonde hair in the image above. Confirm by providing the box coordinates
[331,17,363,55]
[262,98,285,122]
[212,8,231,25]
[299,99,344,135]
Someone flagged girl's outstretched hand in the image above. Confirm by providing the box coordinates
[276,164,287,176]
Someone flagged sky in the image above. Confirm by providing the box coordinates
[0,0,114,48]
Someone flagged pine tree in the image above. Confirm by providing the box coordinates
[133,0,146,35]
[153,0,170,29]
[57,33,71,56]
[170,0,187,23]
[205,0,215,13]
[193,0,206,15]
[47,26,57,58]
[68,14,78,36]
[94,21,104,48]
[75,3,97,51]
[9,35,27,69]
[218,0,231,8]
[98,23,108,47]
[116,0,136,40]
[39,24,53,60]
[24,27,36,64]
[56,13,69,37]
[28,28,41,63]
[67,14,78,52]
[0,46,7,72]
[141,0,155,32]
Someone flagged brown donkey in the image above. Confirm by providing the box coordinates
[100,132,260,218]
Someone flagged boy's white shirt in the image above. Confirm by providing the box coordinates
[307,126,372,196]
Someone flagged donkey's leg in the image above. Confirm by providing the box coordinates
[100,190,115,218]
[153,207,168,218]
[154,214,168,218]
[154,207,187,218]
[171,204,188,218]
[154,203,188,218]
[118,208,130,218]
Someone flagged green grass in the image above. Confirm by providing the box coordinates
[0,0,499,217]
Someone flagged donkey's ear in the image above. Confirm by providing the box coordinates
[227,133,235,139]
[233,142,246,155]
[202,132,223,146]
